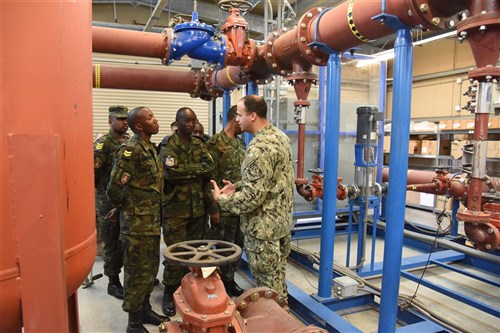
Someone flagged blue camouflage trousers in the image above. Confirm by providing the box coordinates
[245,233,291,300]
[120,234,160,313]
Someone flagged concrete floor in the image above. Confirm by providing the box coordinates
[78,208,500,332]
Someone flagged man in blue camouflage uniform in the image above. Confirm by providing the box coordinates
[206,105,245,297]
[159,107,219,316]
[211,95,294,300]
[106,106,169,333]
[94,105,129,300]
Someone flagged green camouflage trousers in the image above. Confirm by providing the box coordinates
[120,234,160,313]
[162,216,205,287]
[206,216,244,282]
[245,233,291,300]
[97,212,123,277]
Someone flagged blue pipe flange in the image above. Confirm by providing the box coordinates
[188,36,226,67]
[169,13,216,62]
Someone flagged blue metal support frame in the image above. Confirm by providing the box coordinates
[222,90,231,127]
[401,270,500,317]
[430,260,500,287]
[317,52,342,298]
[450,199,460,236]
[287,283,363,333]
[378,26,414,333]
[377,60,387,184]
[317,66,327,213]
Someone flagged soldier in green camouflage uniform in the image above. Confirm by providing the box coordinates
[159,107,219,316]
[106,106,168,333]
[206,105,245,297]
[94,105,129,300]
[212,95,294,300]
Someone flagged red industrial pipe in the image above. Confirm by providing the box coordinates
[454,1,499,248]
[234,288,328,333]
[92,65,249,99]
[2,1,95,332]
[92,26,170,61]
[93,65,201,93]
[382,168,499,201]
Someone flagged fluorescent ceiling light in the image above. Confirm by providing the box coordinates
[356,31,457,68]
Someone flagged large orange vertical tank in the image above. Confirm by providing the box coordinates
[1,2,95,332]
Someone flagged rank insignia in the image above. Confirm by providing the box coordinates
[95,143,104,150]
[165,156,175,167]
[123,150,132,158]
[120,172,131,184]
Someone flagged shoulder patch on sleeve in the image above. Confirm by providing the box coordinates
[95,142,104,150]
[165,156,175,167]
[94,158,102,169]
[120,172,131,184]
[122,149,133,159]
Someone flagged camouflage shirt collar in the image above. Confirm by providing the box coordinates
[108,129,129,143]
[220,129,236,142]
[132,133,154,151]
[170,132,192,150]
[255,123,273,136]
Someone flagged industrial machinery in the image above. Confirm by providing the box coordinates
[160,240,326,333]
[2,0,499,332]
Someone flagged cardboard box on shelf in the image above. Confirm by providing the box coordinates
[409,140,422,154]
[383,136,391,153]
[421,140,437,155]
[452,120,466,130]
[453,134,470,141]
[440,120,453,130]
[465,119,475,130]
[487,141,500,158]
[439,140,452,155]
[451,140,468,159]
[489,117,500,129]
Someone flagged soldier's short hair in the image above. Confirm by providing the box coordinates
[227,105,238,121]
[240,95,267,119]
[175,107,194,121]
[128,106,147,134]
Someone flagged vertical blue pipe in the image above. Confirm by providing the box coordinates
[244,83,258,144]
[381,195,387,220]
[346,202,353,267]
[317,66,326,212]
[318,53,341,298]
[246,82,258,95]
[370,200,380,271]
[377,61,387,184]
[318,66,326,170]
[378,28,413,333]
[356,204,365,266]
[451,199,459,236]
[222,90,231,127]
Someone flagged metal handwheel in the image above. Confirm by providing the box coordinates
[163,240,242,267]
[218,0,254,13]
